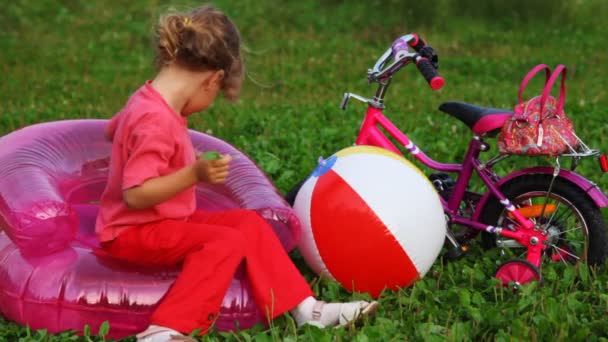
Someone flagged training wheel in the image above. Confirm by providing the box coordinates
[495,259,542,291]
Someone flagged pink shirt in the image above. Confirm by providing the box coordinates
[95,81,196,242]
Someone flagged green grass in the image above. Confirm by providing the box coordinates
[2,0,608,341]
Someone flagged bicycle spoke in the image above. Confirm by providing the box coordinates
[557,237,584,252]
[551,244,570,265]
[548,243,580,261]
[552,207,574,224]
[554,226,583,237]
[503,215,520,228]
[545,201,563,227]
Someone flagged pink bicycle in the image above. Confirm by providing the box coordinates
[286,33,608,289]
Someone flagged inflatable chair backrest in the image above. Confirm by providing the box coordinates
[0,119,299,257]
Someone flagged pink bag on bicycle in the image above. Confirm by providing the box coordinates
[498,64,578,156]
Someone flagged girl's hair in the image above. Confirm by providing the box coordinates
[155,5,243,101]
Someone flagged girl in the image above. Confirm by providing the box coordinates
[96,5,378,342]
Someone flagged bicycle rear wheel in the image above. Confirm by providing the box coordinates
[480,174,608,266]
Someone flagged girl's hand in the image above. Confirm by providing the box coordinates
[194,153,232,184]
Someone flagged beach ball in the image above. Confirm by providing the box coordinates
[294,145,446,298]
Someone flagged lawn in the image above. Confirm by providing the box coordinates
[1,0,608,341]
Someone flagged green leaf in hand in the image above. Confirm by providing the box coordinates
[202,151,221,160]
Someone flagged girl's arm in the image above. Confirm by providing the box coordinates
[122,164,198,209]
[105,114,121,141]
[122,155,231,209]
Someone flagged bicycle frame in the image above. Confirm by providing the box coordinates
[355,104,547,266]
[330,32,608,285]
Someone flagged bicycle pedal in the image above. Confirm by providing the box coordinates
[445,244,468,262]
[429,172,455,193]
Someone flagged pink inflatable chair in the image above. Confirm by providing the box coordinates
[0,120,300,339]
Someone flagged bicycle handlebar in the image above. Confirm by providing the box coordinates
[407,33,427,52]
[416,57,444,90]
[368,33,444,90]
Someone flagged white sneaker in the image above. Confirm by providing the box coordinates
[135,325,196,342]
[299,300,380,328]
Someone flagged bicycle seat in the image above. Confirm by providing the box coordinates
[438,101,513,136]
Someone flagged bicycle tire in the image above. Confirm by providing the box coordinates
[480,174,608,266]
[284,178,306,206]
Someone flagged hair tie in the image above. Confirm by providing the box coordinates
[183,17,191,27]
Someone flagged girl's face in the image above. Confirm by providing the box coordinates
[182,70,224,116]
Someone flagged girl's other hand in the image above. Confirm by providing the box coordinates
[194,154,231,184]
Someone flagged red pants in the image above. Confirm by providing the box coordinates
[103,209,313,334]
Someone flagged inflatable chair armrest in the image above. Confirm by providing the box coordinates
[0,166,77,257]
[190,132,301,251]
[0,124,84,256]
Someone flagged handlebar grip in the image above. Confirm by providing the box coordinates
[416,57,444,90]
[408,33,426,51]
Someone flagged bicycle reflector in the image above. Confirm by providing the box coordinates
[508,204,556,219]
[600,153,608,173]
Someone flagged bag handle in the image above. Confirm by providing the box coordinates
[518,64,551,104]
[540,64,567,114]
